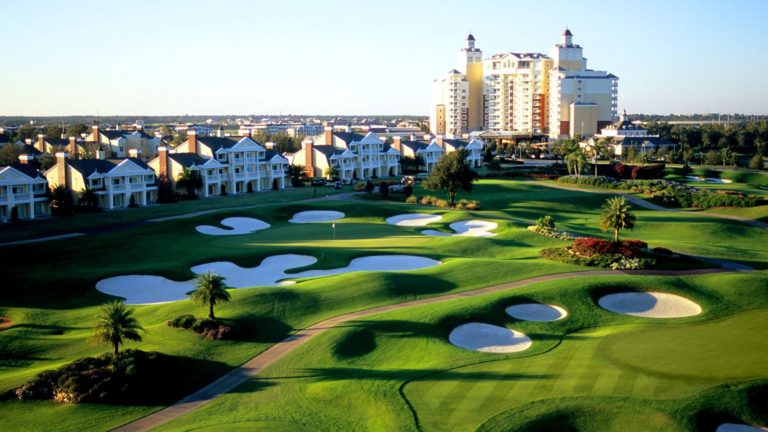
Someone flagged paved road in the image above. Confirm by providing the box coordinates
[113,267,728,432]
[535,180,768,229]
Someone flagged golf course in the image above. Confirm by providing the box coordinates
[1,177,766,431]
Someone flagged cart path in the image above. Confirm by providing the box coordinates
[113,266,729,432]
[534,180,768,229]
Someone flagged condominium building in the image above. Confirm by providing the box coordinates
[431,30,618,139]
[548,29,619,139]
[483,52,553,134]
[430,34,483,137]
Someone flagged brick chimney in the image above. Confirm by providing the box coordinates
[18,154,34,165]
[188,130,198,154]
[436,135,444,148]
[91,125,100,142]
[36,134,46,153]
[68,137,77,158]
[391,135,402,154]
[265,141,275,150]
[324,126,333,145]
[128,148,142,159]
[301,138,314,178]
[25,138,32,145]
[158,146,170,179]
[55,152,70,189]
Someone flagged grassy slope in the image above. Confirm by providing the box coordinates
[1,179,767,431]
[153,272,768,432]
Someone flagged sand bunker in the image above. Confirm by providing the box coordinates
[717,424,768,432]
[386,213,443,226]
[289,211,345,223]
[598,291,702,318]
[422,220,497,237]
[96,254,440,304]
[505,303,568,322]
[196,217,270,235]
[686,175,733,184]
[449,323,532,353]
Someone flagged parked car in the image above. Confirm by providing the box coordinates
[310,178,327,186]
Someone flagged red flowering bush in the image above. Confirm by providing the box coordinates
[571,238,647,257]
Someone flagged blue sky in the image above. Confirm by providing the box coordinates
[2,0,767,116]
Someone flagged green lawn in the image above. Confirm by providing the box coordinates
[1,179,767,431]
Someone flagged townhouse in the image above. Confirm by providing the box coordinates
[293,127,400,180]
[45,151,158,209]
[169,131,288,194]
[0,154,49,221]
[85,125,162,159]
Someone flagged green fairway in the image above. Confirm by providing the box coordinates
[151,272,768,432]
[1,178,767,431]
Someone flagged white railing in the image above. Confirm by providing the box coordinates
[205,174,220,183]
[110,184,127,192]
[232,172,246,179]
[130,183,144,191]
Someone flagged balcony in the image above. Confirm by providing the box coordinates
[130,183,144,191]
[110,184,127,192]
[0,192,33,202]
[232,172,247,179]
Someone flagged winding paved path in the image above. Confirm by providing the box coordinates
[534,180,768,229]
[113,267,728,432]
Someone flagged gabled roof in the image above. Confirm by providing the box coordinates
[101,130,129,140]
[197,136,261,152]
[0,134,10,144]
[617,136,674,146]
[401,140,429,151]
[7,163,45,179]
[313,146,345,157]
[331,132,366,144]
[264,150,287,162]
[44,137,69,146]
[169,153,211,168]
[22,144,42,155]
[68,159,119,177]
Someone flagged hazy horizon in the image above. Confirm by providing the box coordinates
[3,0,767,117]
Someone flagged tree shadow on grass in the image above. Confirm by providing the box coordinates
[382,274,459,296]
[275,367,554,383]
[222,314,294,343]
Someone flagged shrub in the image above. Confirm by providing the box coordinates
[536,215,556,232]
[365,180,375,194]
[168,314,196,329]
[379,181,389,198]
[353,182,367,192]
[14,350,178,404]
[750,154,764,170]
[405,195,418,204]
[652,247,674,256]
[454,199,481,210]
[402,184,413,198]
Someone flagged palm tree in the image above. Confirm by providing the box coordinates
[93,301,143,356]
[176,168,203,197]
[78,187,101,211]
[565,149,587,178]
[50,184,73,216]
[191,272,231,320]
[720,147,733,167]
[599,196,636,242]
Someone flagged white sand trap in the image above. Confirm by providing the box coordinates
[96,275,196,305]
[505,303,568,322]
[422,220,497,237]
[717,424,768,432]
[686,175,733,184]
[97,254,440,304]
[289,210,345,223]
[196,217,270,235]
[705,177,733,184]
[598,291,702,318]
[386,213,443,226]
[449,323,532,353]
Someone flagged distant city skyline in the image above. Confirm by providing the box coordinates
[2,0,767,116]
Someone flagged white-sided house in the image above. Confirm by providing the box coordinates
[286,139,357,180]
[0,155,49,222]
[175,131,287,194]
[148,147,227,198]
[392,136,445,172]
[314,127,399,178]
[45,152,158,209]
[441,137,485,168]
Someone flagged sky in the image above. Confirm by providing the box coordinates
[1,0,767,116]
